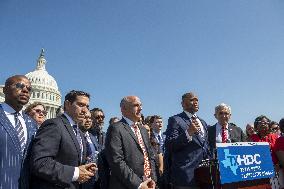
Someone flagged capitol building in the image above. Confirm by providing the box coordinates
[0,49,62,119]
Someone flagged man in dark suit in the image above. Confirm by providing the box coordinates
[208,103,246,156]
[149,115,166,154]
[90,108,106,150]
[0,75,37,189]
[105,96,156,189]
[164,92,211,189]
[79,111,101,189]
[30,90,97,189]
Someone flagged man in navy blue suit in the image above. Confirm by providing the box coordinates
[79,111,101,189]
[164,92,211,189]
[0,75,37,189]
[149,115,166,154]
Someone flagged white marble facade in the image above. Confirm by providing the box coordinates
[0,49,62,119]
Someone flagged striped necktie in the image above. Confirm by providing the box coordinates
[14,112,26,154]
[73,125,83,162]
[222,127,228,143]
[157,134,162,144]
[84,133,99,163]
[132,123,151,178]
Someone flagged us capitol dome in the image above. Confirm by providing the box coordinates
[0,49,61,119]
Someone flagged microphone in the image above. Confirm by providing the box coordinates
[191,114,201,135]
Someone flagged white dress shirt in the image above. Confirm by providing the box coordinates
[2,103,27,145]
[183,111,205,141]
[215,122,229,143]
[153,131,162,141]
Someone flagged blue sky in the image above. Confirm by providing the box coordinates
[1,0,284,131]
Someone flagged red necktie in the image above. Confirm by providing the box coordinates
[132,124,151,178]
[222,127,228,143]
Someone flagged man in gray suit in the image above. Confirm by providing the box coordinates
[208,103,246,156]
[105,96,156,189]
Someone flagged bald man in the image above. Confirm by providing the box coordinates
[0,75,37,189]
[105,96,156,189]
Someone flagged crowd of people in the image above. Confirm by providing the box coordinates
[1,74,284,189]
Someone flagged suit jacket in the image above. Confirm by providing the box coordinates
[90,129,106,151]
[30,114,87,189]
[0,104,37,189]
[81,132,100,189]
[208,123,247,155]
[151,132,166,154]
[105,118,157,189]
[164,112,210,187]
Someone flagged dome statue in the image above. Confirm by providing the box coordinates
[25,49,61,119]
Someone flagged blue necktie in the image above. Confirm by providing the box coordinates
[73,125,83,162]
[14,112,26,154]
[84,134,92,158]
[84,133,99,163]
[157,134,162,144]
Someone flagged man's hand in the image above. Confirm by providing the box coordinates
[187,117,200,136]
[77,163,97,183]
[139,178,156,189]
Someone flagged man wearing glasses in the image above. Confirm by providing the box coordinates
[90,108,106,149]
[25,102,47,126]
[0,75,37,189]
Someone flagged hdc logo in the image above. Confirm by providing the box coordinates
[237,154,261,165]
[227,154,261,166]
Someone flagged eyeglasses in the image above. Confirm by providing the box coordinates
[95,115,105,119]
[271,127,279,132]
[246,127,254,131]
[257,121,270,125]
[33,109,47,116]
[13,83,32,92]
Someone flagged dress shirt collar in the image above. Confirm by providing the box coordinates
[2,102,23,117]
[85,131,90,137]
[183,110,196,119]
[216,122,229,130]
[64,113,76,126]
[122,116,136,126]
[153,131,162,137]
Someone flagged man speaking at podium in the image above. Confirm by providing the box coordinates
[208,103,246,155]
[164,92,211,189]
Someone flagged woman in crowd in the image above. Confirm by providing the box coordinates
[245,123,256,141]
[250,115,279,188]
[270,121,281,136]
[25,102,47,127]
[251,115,278,160]
[274,118,284,189]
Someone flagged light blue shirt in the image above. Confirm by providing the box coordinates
[2,103,27,145]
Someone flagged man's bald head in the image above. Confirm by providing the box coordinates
[120,96,142,122]
[3,75,32,112]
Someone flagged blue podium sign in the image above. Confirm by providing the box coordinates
[216,142,275,184]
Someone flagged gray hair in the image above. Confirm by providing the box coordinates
[215,103,231,114]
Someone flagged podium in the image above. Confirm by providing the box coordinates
[195,142,274,189]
